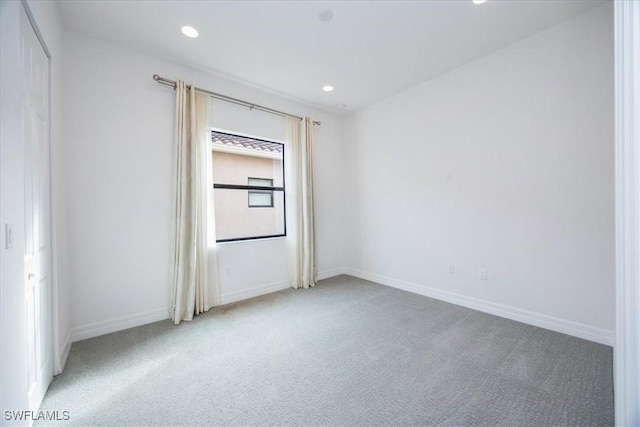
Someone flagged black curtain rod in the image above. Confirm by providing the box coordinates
[153,74,321,126]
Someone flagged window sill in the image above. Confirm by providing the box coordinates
[212,235,286,247]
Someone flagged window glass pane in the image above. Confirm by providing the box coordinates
[212,152,283,187]
[212,132,283,187]
[248,178,273,187]
[248,191,273,207]
[211,130,285,241]
[214,189,284,241]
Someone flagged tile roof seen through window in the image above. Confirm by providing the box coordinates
[211,130,283,153]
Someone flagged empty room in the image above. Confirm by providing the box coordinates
[1,0,639,426]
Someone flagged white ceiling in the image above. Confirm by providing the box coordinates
[58,0,607,114]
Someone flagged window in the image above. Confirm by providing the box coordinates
[247,178,274,208]
[211,130,285,242]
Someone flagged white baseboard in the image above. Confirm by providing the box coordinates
[219,267,347,305]
[220,280,291,305]
[318,267,347,281]
[70,267,348,342]
[344,268,614,346]
[71,307,168,342]
[58,333,72,372]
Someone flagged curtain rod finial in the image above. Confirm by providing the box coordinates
[153,74,160,81]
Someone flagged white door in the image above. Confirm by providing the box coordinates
[21,4,53,412]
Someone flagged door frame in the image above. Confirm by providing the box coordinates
[19,0,61,376]
[614,1,640,426]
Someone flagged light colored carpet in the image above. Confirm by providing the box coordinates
[38,275,613,426]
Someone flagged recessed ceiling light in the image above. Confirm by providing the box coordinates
[181,26,199,38]
[318,9,334,22]
[472,0,487,4]
[322,85,334,92]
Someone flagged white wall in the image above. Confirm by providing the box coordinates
[62,32,346,341]
[343,4,615,344]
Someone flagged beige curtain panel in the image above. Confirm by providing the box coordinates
[169,80,214,324]
[285,116,317,289]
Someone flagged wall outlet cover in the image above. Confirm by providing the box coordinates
[4,224,13,249]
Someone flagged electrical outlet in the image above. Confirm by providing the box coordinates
[448,264,455,274]
[4,224,13,249]
[479,269,487,280]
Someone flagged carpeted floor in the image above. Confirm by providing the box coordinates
[38,275,613,426]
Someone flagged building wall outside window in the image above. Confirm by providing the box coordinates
[212,151,284,240]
